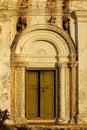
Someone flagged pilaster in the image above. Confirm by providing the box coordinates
[72,10,87,124]
[10,65,26,122]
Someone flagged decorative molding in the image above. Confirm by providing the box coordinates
[72,10,87,22]
[10,24,77,123]
[11,24,75,55]
[17,0,32,9]
[0,0,63,13]
[69,1,87,11]
[1,0,87,12]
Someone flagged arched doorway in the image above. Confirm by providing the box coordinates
[10,24,77,124]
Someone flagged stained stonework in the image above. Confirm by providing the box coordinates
[69,1,87,11]
[0,26,2,33]
[0,0,87,129]
[10,24,77,126]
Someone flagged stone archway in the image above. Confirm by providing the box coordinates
[10,24,77,124]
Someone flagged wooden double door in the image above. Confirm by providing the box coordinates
[25,70,56,119]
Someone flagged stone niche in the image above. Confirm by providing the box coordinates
[10,24,77,124]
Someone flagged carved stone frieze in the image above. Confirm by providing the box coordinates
[0,0,32,9]
[17,0,32,9]
[0,0,63,11]
[1,0,87,12]
[69,1,87,11]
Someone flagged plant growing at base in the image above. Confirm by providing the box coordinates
[0,109,9,128]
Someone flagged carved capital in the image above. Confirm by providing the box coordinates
[69,61,78,68]
[58,62,68,68]
[69,53,77,62]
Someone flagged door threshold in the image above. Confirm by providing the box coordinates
[27,119,55,125]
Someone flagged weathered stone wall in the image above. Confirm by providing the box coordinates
[2,124,87,130]
[0,18,10,111]
[74,11,87,124]
[0,0,87,126]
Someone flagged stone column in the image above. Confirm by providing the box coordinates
[58,63,67,123]
[69,61,77,123]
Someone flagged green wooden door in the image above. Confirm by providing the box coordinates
[25,71,38,118]
[40,71,54,118]
[25,70,55,119]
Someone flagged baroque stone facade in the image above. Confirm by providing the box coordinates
[0,0,87,129]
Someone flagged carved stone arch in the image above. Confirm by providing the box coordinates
[10,24,77,124]
[11,24,75,55]
[11,24,76,65]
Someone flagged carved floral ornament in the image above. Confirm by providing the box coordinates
[0,0,87,10]
[0,0,32,9]
[17,0,32,9]
[0,0,62,9]
[46,0,56,9]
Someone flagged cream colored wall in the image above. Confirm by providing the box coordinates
[74,11,87,123]
[0,0,87,125]
[0,19,10,111]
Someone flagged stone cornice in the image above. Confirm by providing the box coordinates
[72,10,87,22]
[69,1,87,11]
[0,8,69,16]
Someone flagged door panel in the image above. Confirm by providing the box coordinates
[25,71,38,118]
[25,70,55,119]
[40,71,54,118]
